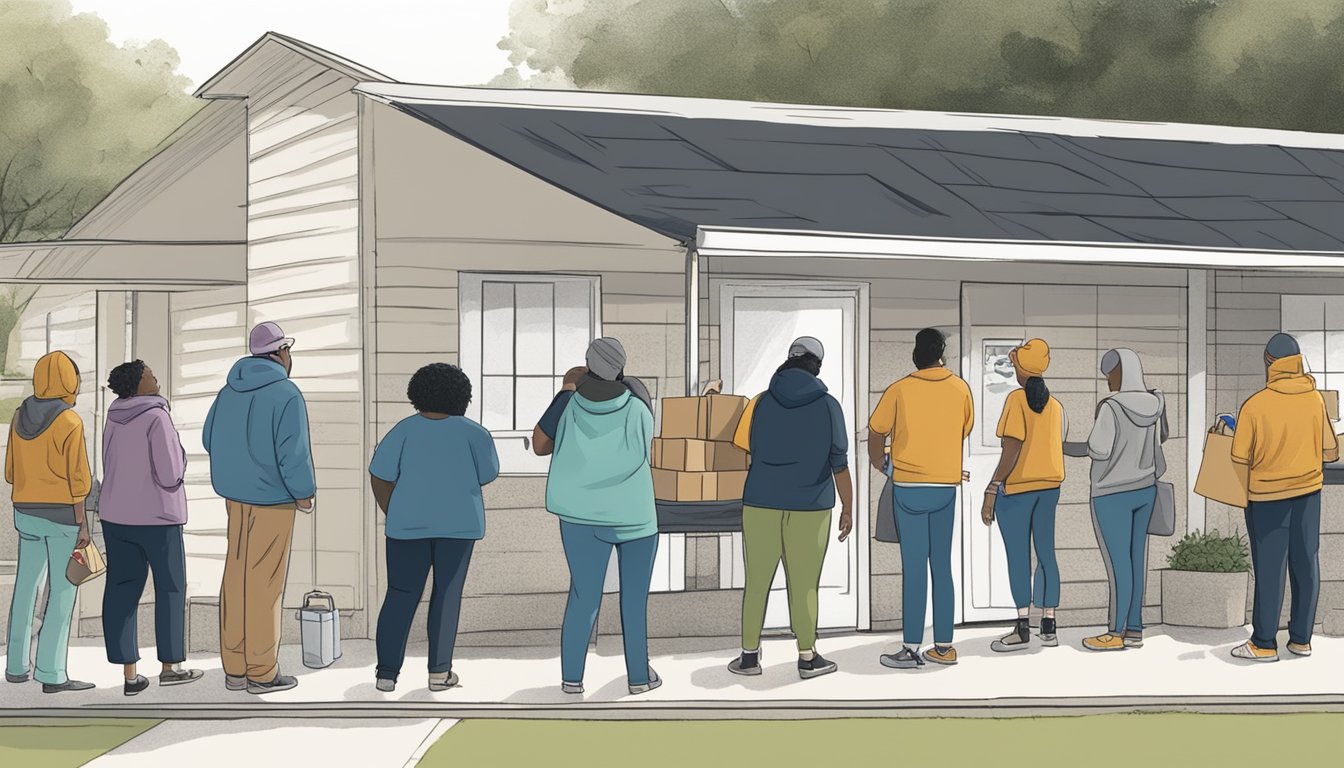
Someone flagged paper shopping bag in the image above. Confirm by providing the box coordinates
[1193,425,1248,509]
[66,541,107,586]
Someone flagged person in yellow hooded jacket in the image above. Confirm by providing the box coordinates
[1230,333,1339,663]
[4,351,95,693]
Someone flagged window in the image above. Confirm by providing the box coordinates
[1282,295,1344,396]
[460,274,600,473]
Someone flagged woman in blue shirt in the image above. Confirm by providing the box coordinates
[369,363,499,693]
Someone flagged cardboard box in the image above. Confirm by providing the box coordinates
[1323,390,1339,422]
[652,469,751,502]
[652,438,750,472]
[659,395,749,441]
[1193,424,1249,509]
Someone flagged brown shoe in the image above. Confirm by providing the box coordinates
[1287,642,1312,657]
[923,646,958,666]
[1082,633,1126,652]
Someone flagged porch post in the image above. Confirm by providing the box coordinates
[686,243,700,396]
[1187,268,1208,533]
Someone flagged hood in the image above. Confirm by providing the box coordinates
[33,351,79,405]
[225,356,289,392]
[14,395,73,440]
[1106,348,1162,426]
[108,395,169,425]
[577,373,628,403]
[572,389,632,415]
[910,366,955,382]
[1266,353,1317,395]
[768,368,828,408]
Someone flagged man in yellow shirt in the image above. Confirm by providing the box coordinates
[1230,333,1339,663]
[867,329,973,668]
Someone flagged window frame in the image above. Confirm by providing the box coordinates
[1281,295,1344,409]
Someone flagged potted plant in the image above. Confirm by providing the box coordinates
[1161,529,1251,629]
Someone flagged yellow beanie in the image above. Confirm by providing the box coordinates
[1013,339,1050,377]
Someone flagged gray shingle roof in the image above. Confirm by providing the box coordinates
[392,101,1344,251]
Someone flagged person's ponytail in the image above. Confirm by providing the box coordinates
[1024,376,1050,414]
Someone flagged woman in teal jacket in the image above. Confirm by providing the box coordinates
[542,338,661,696]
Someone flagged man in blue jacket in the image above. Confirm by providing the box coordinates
[204,321,316,694]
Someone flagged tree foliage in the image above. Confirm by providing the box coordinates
[496,0,1344,132]
[0,0,198,243]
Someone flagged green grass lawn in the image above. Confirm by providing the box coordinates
[420,714,1344,767]
[0,719,159,768]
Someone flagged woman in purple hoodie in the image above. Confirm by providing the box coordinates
[100,361,203,696]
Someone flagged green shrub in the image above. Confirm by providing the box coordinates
[1166,529,1251,573]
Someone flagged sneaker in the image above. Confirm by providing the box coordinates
[727,650,762,676]
[124,675,150,697]
[247,672,298,694]
[429,671,459,692]
[991,619,1032,653]
[376,677,396,693]
[797,652,837,679]
[160,667,203,686]
[5,671,29,684]
[42,680,95,694]
[1231,641,1279,663]
[923,646,958,666]
[1287,642,1313,657]
[629,668,663,695]
[225,674,248,692]
[1123,632,1144,649]
[1083,633,1126,652]
[561,681,584,695]
[1038,617,1059,647]
[880,646,925,670]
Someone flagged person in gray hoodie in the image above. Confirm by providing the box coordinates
[1065,348,1168,652]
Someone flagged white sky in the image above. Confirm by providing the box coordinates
[68,0,517,90]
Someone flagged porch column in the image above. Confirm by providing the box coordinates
[1187,268,1208,533]
[686,243,700,396]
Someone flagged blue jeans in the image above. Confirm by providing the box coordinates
[892,486,957,646]
[1245,492,1320,649]
[994,488,1061,610]
[7,511,80,685]
[559,521,658,686]
[1091,487,1155,634]
[101,522,187,665]
[376,537,475,680]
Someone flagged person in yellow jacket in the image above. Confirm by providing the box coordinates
[1230,333,1339,663]
[5,351,95,693]
[867,328,973,669]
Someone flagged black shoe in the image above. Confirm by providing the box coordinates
[727,650,762,676]
[1039,617,1059,647]
[798,652,837,679]
[160,667,204,686]
[879,646,925,670]
[124,675,150,697]
[991,619,1033,653]
[5,671,29,684]
[247,673,298,694]
[42,679,96,694]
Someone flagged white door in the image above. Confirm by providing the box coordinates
[721,283,864,631]
[961,284,1036,622]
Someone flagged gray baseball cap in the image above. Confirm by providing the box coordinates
[788,336,824,361]
[585,337,626,381]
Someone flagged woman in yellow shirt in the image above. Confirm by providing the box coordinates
[981,339,1067,653]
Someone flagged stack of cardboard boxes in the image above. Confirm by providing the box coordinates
[652,382,751,502]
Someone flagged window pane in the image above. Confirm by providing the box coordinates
[516,376,557,429]
[1282,295,1326,333]
[482,282,515,376]
[516,283,555,376]
[554,280,593,374]
[481,376,515,431]
[1297,331,1325,376]
[1327,331,1344,376]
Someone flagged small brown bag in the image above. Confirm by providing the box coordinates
[66,541,107,586]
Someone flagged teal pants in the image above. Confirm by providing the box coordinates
[6,511,80,685]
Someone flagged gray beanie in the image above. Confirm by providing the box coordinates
[586,337,626,381]
[1265,333,1301,360]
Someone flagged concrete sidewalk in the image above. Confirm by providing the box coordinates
[4,625,1344,717]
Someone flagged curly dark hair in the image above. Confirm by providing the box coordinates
[407,363,472,415]
[107,360,146,399]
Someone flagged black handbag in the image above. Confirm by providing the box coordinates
[874,458,900,543]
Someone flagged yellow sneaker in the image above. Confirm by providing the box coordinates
[1082,633,1126,652]
[923,646,958,666]
[1231,641,1279,663]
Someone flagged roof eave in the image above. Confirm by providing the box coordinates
[196,32,393,99]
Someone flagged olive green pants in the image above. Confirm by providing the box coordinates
[740,505,831,652]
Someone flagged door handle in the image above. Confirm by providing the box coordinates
[521,435,531,451]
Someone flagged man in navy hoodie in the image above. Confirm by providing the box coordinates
[204,322,316,694]
[727,337,853,679]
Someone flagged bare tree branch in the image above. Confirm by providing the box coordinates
[794,36,817,65]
